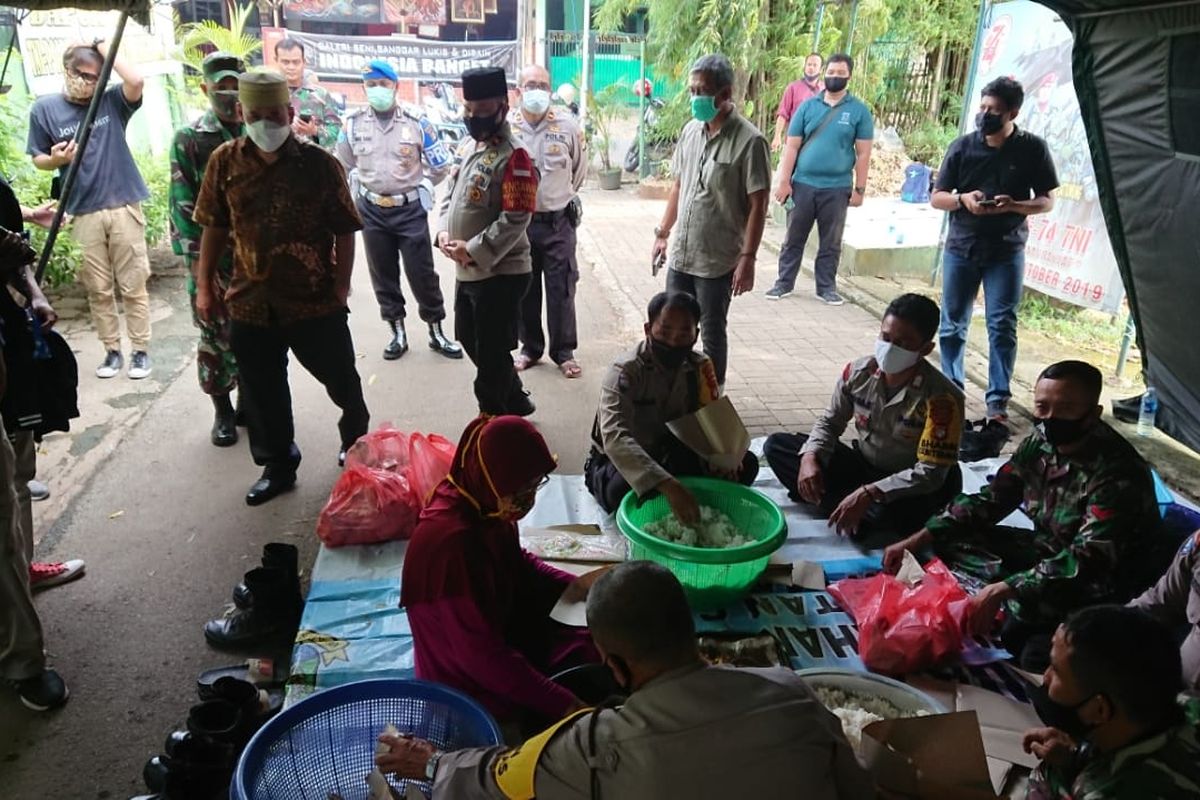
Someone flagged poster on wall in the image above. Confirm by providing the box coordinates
[383,0,447,26]
[284,0,385,25]
[966,0,1124,313]
[449,0,485,24]
[16,6,178,97]
[262,28,517,82]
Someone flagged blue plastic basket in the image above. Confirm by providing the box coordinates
[233,679,502,800]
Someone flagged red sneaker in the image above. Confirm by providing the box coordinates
[30,559,86,592]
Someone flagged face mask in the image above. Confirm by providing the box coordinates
[874,339,922,375]
[64,71,94,102]
[690,94,719,123]
[649,337,692,369]
[366,86,396,112]
[976,111,1006,135]
[1030,684,1098,740]
[246,120,291,153]
[209,89,239,120]
[824,76,849,93]
[466,109,504,142]
[1036,416,1093,448]
[521,89,551,116]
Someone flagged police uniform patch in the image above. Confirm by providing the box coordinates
[501,148,539,213]
[398,143,417,160]
[917,393,963,466]
[468,186,484,203]
[482,150,499,167]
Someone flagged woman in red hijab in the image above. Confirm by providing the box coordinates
[402,415,600,723]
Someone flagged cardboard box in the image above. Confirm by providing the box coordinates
[861,711,1001,800]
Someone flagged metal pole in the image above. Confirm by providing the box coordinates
[846,0,860,55]
[0,26,16,90]
[638,37,647,179]
[812,3,825,53]
[36,7,130,285]
[579,0,592,124]
[1115,315,1136,378]
[930,0,991,287]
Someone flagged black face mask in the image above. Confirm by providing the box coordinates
[824,76,849,93]
[1030,684,1098,741]
[466,109,504,142]
[976,111,1006,135]
[1036,416,1093,449]
[649,337,692,369]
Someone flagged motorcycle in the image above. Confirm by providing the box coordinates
[422,81,467,149]
[623,97,673,174]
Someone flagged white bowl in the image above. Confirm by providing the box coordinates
[796,667,949,715]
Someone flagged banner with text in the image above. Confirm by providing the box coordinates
[262,28,517,83]
[966,1,1123,312]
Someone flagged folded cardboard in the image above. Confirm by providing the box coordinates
[861,711,1001,800]
[666,396,751,472]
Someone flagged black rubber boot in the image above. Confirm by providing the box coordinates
[210,394,237,448]
[428,321,464,359]
[205,567,302,652]
[383,319,409,360]
[233,543,299,610]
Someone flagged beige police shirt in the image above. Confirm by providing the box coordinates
[336,106,448,196]
[433,663,876,800]
[590,341,720,496]
[509,107,585,212]
[435,123,537,282]
[669,111,772,279]
[1131,531,1200,690]
[802,355,965,501]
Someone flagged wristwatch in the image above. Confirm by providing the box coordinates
[953,191,963,210]
[853,186,866,195]
[653,225,669,239]
[425,749,445,781]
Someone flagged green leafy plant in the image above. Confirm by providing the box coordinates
[588,84,626,173]
[902,120,958,165]
[134,150,171,249]
[176,3,261,93]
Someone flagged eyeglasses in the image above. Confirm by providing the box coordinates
[521,82,551,92]
[70,69,99,84]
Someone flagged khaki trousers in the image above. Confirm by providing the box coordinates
[72,203,152,352]
[0,422,45,681]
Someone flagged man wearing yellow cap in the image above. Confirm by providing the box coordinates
[193,72,369,506]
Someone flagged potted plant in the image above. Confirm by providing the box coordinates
[588,84,625,190]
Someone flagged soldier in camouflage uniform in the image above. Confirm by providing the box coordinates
[883,360,1160,669]
[1024,606,1200,800]
[275,38,342,150]
[170,52,245,446]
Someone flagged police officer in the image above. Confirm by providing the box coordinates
[436,67,538,416]
[337,60,461,360]
[510,64,586,379]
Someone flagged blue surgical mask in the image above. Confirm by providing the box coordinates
[690,94,719,122]
[366,86,396,112]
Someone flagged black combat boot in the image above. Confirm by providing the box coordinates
[428,321,464,359]
[232,543,300,610]
[210,394,237,447]
[384,319,409,360]
[204,567,302,651]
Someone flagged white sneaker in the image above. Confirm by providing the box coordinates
[96,351,123,379]
[128,351,152,380]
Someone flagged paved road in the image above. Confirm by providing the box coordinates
[0,219,626,798]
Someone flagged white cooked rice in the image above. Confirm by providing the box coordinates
[814,686,927,752]
[644,505,750,549]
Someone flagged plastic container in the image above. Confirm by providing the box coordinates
[616,477,787,610]
[232,679,502,800]
[1138,387,1158,437]
[796,667,949,716]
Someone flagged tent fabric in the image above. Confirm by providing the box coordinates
[0,1,152,25]
[1037,0,1200,453]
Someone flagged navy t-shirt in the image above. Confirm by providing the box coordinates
[935,126,1058,256]
[26,86,149,216]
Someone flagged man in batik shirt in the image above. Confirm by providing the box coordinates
[883,360,1160,669]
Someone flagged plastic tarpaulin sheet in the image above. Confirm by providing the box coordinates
[0,0,151,26]
[1034,0,1200,452]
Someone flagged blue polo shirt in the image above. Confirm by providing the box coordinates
[789,92,875,189]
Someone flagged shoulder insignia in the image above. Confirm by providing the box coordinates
[501,148,538,213]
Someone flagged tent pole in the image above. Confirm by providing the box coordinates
[0,24,17,90]
[930,0,990,287]
[1115,315,1136,378]
[35,6,130,285]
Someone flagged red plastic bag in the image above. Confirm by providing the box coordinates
[316,464,418,547]
[828,559,970,675]
[407,432,456,505]
[344,424,411,472]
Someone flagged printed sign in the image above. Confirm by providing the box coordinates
[964,1,1124,312]
[284,0,385,25]
[262,27,517,82]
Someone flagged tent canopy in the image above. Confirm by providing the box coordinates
[1,0,152,25]
[1037,0,1200,452]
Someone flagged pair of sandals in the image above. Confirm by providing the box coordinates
[514,354,582,380]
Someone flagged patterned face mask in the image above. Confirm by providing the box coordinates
[64,70,96,102]
[209,89,240,121]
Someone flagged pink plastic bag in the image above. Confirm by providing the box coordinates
[316,464,418,547]
[828,559,970,675]
[344,424,411,472]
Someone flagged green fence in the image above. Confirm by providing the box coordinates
[545,30,677,105]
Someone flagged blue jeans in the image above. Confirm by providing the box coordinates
[939,248,1025,407]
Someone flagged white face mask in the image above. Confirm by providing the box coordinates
[246,119,291,153]
[874,338,922,374]
[521,89,551,116]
